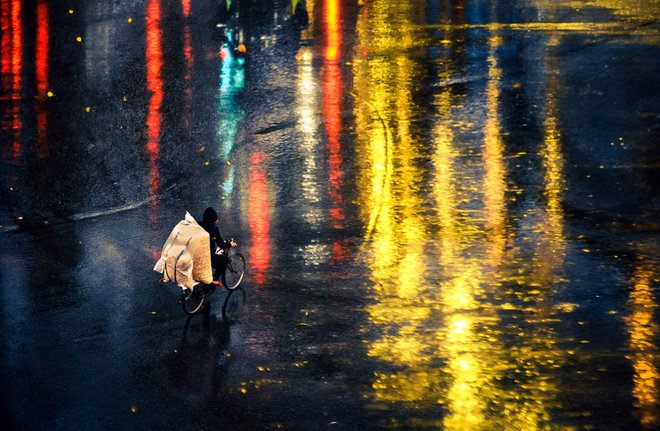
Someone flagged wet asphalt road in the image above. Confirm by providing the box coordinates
[3,0,660,430]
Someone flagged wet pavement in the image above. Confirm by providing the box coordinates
[3,0,660,430]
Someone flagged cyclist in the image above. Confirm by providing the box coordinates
[199,207,236,281]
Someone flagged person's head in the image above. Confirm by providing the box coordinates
[202,207,218,225]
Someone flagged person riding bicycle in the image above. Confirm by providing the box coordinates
[199,207,236,281]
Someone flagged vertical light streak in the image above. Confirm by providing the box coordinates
[538,35,567,285]
[296,47,324,234]
[432,92,458,257]
[627,260,660,429]
[10,0,21,108]
[249,153,271,286]
[146,0,163,199]
[431,69,492,430]
[296,46,330,265]
[483,31,566,431]
[1,0,22,163]
[1,1,12,158]
[326,0,339,61]
[35,0,49,158]
[323,0,347,264]
[218,47,244,167]
[482,35,506,267]
[324,63,347,253]
[182,0,193,133]
[217,40,244,206]
[392,54,426,300]
[354,0,440,417]
[0,1,9,81]
[436,78,491,430]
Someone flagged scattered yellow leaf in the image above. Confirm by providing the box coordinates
[131,407,137,413]
[47,91,53,97]
[77,36,82,42]
[128,18,132,23]
[86,107,90,112]
[297,323,308,326]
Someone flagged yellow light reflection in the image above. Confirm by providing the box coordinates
[535,0,660,18]
[537,36,567,284]
[626,258,660,429]
[355,1,573,428]
[325,0,339,61]
[354,1,441,427]
[483,35,507,267]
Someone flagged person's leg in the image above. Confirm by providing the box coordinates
[211,254,229,280]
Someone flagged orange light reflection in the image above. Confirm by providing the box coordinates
[627,260,660,429]
[182,0,193,132]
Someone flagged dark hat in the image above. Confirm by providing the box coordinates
[202,207,218,224]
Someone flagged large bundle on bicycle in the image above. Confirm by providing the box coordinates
[153,212,213,290]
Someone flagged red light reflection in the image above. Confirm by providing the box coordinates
[324,0,348,264]
[1,0,23,164]
[324,63,344,228]
[249,153,271,285]
[36,0,49,158]
[146,0,163,200]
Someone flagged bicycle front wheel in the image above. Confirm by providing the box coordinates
[181,287,205,315]
[222,253,246,290]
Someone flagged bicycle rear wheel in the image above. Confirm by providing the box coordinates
[181,286,205,315]
[222,253,246,290]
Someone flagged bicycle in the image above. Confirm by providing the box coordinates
[180,239,246,315]
[217,240,246,291]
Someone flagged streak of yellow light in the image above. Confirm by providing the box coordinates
[626,259,660,429]
[483,34,507,267]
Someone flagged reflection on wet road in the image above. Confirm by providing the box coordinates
[3,0,660,429]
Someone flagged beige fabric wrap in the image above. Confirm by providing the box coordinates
[153,212,213,290]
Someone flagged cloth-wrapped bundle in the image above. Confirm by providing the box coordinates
[153,212,213,290]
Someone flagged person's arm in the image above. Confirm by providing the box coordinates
[211,226,232,249]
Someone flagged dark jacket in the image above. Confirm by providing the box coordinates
[199,207,231,256]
